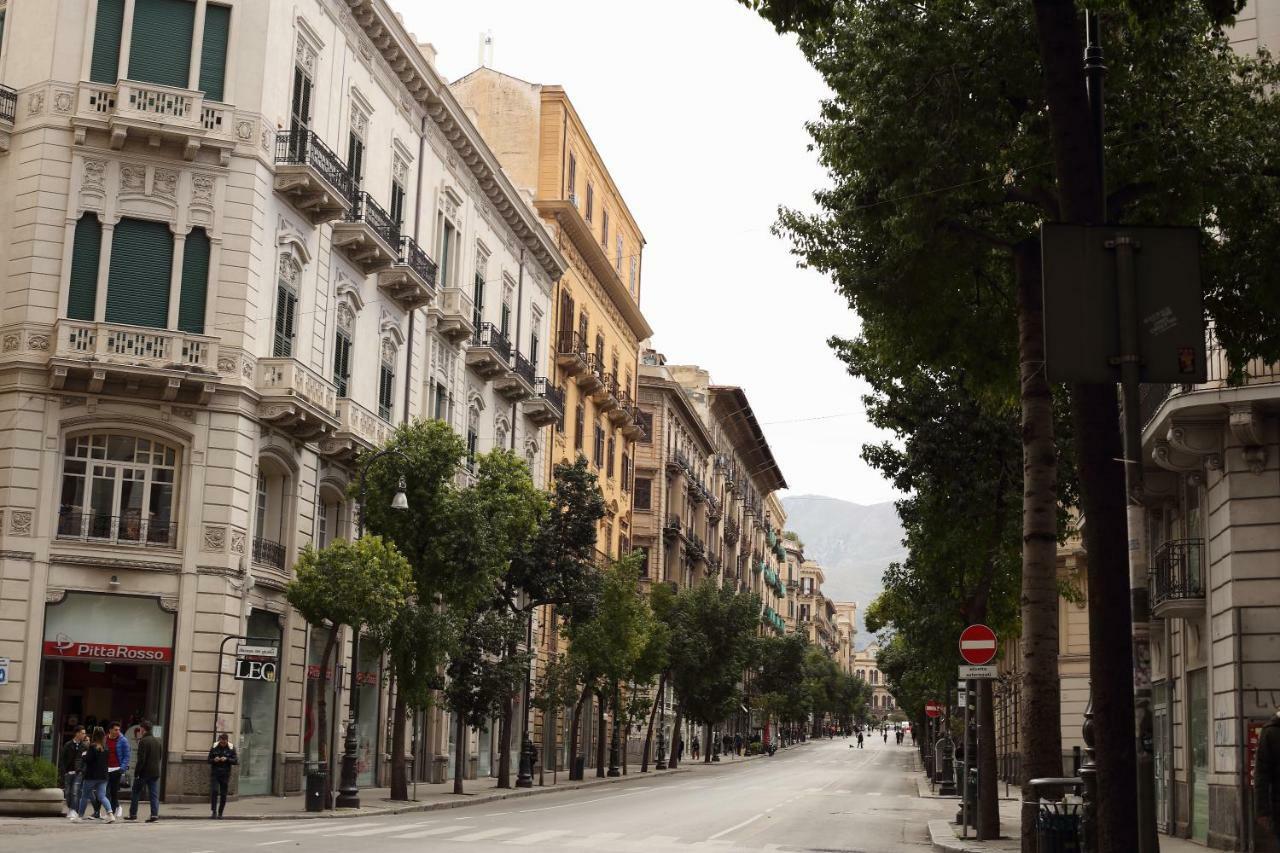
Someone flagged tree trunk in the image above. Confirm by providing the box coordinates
[595,688,607,778]
[1016,236,1064,850]
[497,634,516,789]
[390,677,408,801]
[669,705,683,769]
[609,680,622,776]
[317,628,338,786]
[452,712,466,795]
[977,678,1000,840]
[704,722,712,763]
[641,672,665,772]
[569,682,590,781]
[1028,4,1138,847]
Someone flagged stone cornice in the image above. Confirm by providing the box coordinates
[344,0,566,282]
[50,552,182,573]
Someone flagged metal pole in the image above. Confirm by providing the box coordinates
[516,606,536,787]
[962,683,970,839]
[1113,233,1158,853]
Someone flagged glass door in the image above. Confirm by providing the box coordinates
[1152,682,1170,832]
[238,610,281,796]
[478,720,492,777]
[1188,669,1209,843]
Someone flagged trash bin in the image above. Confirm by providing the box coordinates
[305,771,326,813]
[1033,799,1082,853]
[572,756,585,780]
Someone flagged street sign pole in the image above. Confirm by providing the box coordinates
[961,682,969,840]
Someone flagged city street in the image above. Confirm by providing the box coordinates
[7,736,946,853]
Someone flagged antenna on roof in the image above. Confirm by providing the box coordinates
[478,30,494,67]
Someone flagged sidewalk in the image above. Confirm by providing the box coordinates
[161,740,807,821]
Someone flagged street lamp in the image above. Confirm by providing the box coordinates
[655,678,668,770]
[335,447,410,809]
[516,601,537,788]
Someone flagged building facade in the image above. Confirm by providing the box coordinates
[796,561,836,657]
[0,0,565,801]
[832,602,857,674]
[850,643,899,717]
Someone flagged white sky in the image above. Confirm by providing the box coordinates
[399,0,901,506]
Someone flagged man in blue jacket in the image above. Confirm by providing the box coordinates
[104,721,131,819]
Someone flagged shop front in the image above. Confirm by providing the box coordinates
[237,610,282,796]
[354,643,380,788]
[36,592,175,793]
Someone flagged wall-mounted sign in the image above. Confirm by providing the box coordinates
[42,640,172,663]
[0,657,8,685]
[235,645,278,660]
[234,658,277,682]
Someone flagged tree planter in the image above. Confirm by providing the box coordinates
[0,788,66,816]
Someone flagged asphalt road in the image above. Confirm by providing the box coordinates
[9,734,947,852]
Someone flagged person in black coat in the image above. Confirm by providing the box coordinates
[208,732,239,819]
[59,726,87,810]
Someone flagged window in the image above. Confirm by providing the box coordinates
[574,404,585,451]
[638,546,650,578]
[107,218,173,329]
[637,411,653,443]
[530,327,540,372]
[601,210,609,251]
[91,0,125,84]
[333,304,354,398]
[616,234,623,273]
[253,461,290,568]
[389,174,407,227]
[58,433,178,546]
[577,311,589,350]
[433,382,449,421]
[606,437,615,478]
[438,219,456,287]
[621,452,632,492]
[129,0,196,89]
[500,284,512,337]
[629,257,637,295]
[199,4,231,102]
[567,153,577,200]
[348,124,366,188]
[291,58,312,133]
[66,214,102,321]
[254,472,267,546]
[594,335,605,366]
[273,256,300,357]
[634,477,652,511]
[466,407,480,470]
[585,183,594,222]
[473,257,487,330]
[377,340,396,421]
[178,227,210,334]
[593,423,605,468]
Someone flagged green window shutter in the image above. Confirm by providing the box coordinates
[378,364,394,420]
[67,215,103,321]
[199,4,230,102]
[106,218,173,329]
[333,330,351,398]
[178,227,209,333]
[90,0,124,84]
[273,286,296,357]
[128,0,195,89]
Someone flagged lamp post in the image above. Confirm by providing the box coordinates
[516,604,536,788]
[335,447,409,809]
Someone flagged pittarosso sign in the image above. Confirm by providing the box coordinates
[43,641,172,663]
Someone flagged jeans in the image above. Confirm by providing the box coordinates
[129,776,160,818]
[63,772,81,809]
[106,770,122,814]
[77,779,110,816]
[210,776,229,816]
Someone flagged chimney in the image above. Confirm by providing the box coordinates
[478,30,494,67]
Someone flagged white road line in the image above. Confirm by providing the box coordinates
[270,821,383,835]
[707,813,764,840]
[504,829,574,846]
[390,825,468,839]
[635,835,680,847]
[451,826,519,842]
[334,821,438,836]
[241,820,351,833]
[867,791,883,796]
[257,842,292,848]
[567,831,624,848]
[518,787,652,813]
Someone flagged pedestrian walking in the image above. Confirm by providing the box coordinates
[691,734,700,761]
[856,730,864,749]
[734,733,743,756]
[208,732,238,819]
[126,721,162,823]
[1256,707,1280,846]
[883,729,888,743]
[675,737,683,763]
[60,726,88,811]
[104,721,130,819]
[69,727,114,823]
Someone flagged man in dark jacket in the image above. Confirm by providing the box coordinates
[126,722,162,822]
[59,726,87,810]
[1256,710,1280,845]
[208,732,238,819]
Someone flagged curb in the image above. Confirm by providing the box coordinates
[163,766,695,821]
[927,819,1011,852]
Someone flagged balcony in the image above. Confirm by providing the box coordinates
[576,353,605,394]
[663,515,684,541]
[49,319,219,403]
[430,287,475,345]
[523,378,565,426]
[724,518,741,545]
[56,508,177,549]
[608,390,633,426]
[320,397,396,462]
[1150,539,1205,620]
[252,537,286,571]
[255,358,340,440]
[0,84,15,153]
[73,80,236,162]
[466,323,513,379]
[591,371,619,412]
[556,330,589,377]
[273,129,354,223]
[332,192,400,274]
[495,351,537,401]
[378,236,438,311]
[622,403,647,440]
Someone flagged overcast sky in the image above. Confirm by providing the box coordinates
[399,0,901,507]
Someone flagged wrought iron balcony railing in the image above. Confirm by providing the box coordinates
[533,378,565,413]
[253,536,287,570]
[473,322,512,361]
[397,235,438,287]
[344,190,400,250]
[1150,538,1204,610]
[56,508,177,548]
[0,85,16,124]
[275,128,355,201]
[557,329,587,356]
[513,351,536,386]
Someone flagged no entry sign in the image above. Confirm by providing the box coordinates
[925,700,943,718]
[959,624,997,666]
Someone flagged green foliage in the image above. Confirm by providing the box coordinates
[443,608,529,730]
[665,583,762,727]
[565,553,654,689]
[754,632,812,724]
[285,535,413,649]
[532,653,581,718]
[0,754,58,790]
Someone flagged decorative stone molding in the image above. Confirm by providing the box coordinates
[28,92,44,115]
[203,525,227,552]
[49,553,180,573]
[1227,403,1267,474]
[46,588,67,604]
[160,597,180,613]
[191,174,216,208]
[153,169,178,200]
[9,510,32,536]
[28,334,49,351]
[196,565,242,578]
[82,158,106,193]
[54,90,74,112]
[120,164,146,194]
[2,334,17,352]
[229,529,247,556]
[235,120,253,142]
[1152,440,1203,474]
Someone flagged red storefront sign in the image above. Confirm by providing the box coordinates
[43,639,172,663]
[1247,719,1265,788]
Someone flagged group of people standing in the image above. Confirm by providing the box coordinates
[58,725,240,823]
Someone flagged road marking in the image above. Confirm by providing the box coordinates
[504,829,574,846]
[518,787,651,813]
[707,813,763,840]
[391,825,468,838]
[335,821,438,836]
[270,822,385,835]
[567,831,624,847]
[452,826,519,842]
[241,820,352,833]
[636,835,680,847]
[867,791,883,796]
[257,843,292,848]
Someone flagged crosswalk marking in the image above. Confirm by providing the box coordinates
[567,831,625,847]
[271,821,383,835]
[241,820,351,833]
[451,826,519,842]
[391,825,468,839]
[504,829,574,846]
[636,835,681,846]
[334,821,437,836]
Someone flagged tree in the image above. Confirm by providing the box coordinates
[755,633,812,736]
[531,652,582,784]
[285,536,413,785]
[639,581,676,773]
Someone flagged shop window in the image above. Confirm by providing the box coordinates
[57,433,178,546]
[238,609,281,796]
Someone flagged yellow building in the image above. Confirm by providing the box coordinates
[452,70,652,559]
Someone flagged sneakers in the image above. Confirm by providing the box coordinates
[124,816,137,822]
[67,812,80,822]
[104,812,115,824]
[114,805,122,818]
[146,816,159,823]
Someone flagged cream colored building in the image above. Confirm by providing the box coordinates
[796,561,837,657]
[850,643,899,718]
[832,602,857,674]
[0,0,565,801]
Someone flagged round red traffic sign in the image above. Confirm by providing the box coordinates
[959,624,998,665]
[925,701,943,719]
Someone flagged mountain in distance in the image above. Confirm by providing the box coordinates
[780,494,907,648]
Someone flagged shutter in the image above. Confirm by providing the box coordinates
[290,69,311,130]
[473,273,484,329]
[333,331,351,398]
[66,215,103,321]
[90,0,124,84]
[128,0,195,89]
[389,182,406,226]
[177,227,209,333]
[199,3,231,102]
[378,365,394,420]
[0,11,6,54]
[106,218,173,329]
[273,285,295,357]
[530,332,539,369]
[348,133,364,188]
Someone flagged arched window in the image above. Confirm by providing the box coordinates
[377,339,396,421]
[274,254,301,357]
[317,483,349,549]
[57,432,179,546]
[253,454,292,570]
